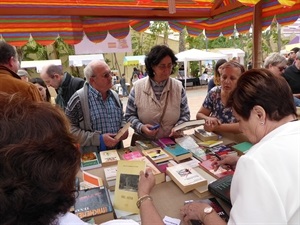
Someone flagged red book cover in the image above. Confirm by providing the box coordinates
[198,156,234,179]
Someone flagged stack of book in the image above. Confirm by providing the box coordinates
[231,141,253,156]
[80,152,102,171]
[100,149,120,167]
[166,164,207,193]
[164,144,192,163]
[194,129,219,141]
[142,147,173,164]
[74,186,115,224]
[103,165,118,191]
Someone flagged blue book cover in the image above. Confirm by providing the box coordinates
[164,144,190,156]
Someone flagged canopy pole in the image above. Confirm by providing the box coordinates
[252,0,263,69]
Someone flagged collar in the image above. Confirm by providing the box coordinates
[0,65,21,80]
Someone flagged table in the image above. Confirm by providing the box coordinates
[177,78,200,87]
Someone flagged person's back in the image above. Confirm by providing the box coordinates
[0,41,42,101]
[0,92,86,225]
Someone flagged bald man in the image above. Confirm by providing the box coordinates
[65,60,128,153]
[40,64,84,109]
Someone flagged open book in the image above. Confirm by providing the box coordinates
[173,120,205,132]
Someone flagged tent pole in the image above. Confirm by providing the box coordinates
[252,0,263,69]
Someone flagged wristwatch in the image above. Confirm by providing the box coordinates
[202,206,214,222]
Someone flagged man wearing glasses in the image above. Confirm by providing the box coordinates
[283,51,300,106]
[65,60,128,153]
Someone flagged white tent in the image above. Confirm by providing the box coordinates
[175,49,227,88]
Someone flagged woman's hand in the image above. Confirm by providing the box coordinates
[141,124,159,137]
[180,202,210,224]
[138,168,156,197]
[211,154,240,171]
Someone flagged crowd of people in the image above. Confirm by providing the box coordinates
[0,39,299,225]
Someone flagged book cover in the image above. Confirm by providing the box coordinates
[173,120,205,132]
[194,129,219,141]
[197,140,224,148]
[103,165,118,191]
[135,140,159,150]
[113,160,146,213]
[231,141,253,155]
[80,171,103,190]
[100,149,120,167]
[74,186,114,222]
[130,156,166,184]
[184,197,229,224]
[142,147,172,164]
[122,150,143,160]
[166,164,207,193]
[198,157,234,179]
[164,144,192,163]
[208,175,233,206]
[80,152,102,170]
[114,122,131,140]
[154,137,176,148]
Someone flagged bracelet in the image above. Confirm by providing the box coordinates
[136,195,153,209]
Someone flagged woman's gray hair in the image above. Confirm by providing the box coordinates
[263,53,287,68]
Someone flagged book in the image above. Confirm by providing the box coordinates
[113,160,146,214]
[197,139,223,148]
[122,150,143,160]
[131,156,166,184]
[114,122,131,140]
[74,186,115,224]
[142,147,173,164]
[194,129,219,141]
[164,144,193,163]
[231,141,253,156]
[184,197,229,224]
[135,139,159,150]
[154,137,176,148]
[198,157,234,179]
[80,152,102,170]
[166,164,207,193]
[103,165,118,191]
[173,120,205,132]
[80,171,103,190]
[208,175,233,206]
[100,149,120,167]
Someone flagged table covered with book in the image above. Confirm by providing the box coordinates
[75,122,251,224]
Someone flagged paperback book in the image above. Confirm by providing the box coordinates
[135,140,159,150]
[142,147,172,164]
[80,171,103,190]
[74,186,114,224]
[103,165,118,191]
[80,152,102,170]
[114,160,146,214]
[164,144,192,163]
[194,129,219,141]
[114,122,131,140]
[100,149,120,167]
[198,156,234,179]
[166,164,207,193]
[231,141,253,155]
[173,120,205,132]
[208,175,233,206]
[197,139,224,148]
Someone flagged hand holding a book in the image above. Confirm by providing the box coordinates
[138,168,156,197]
[211,154,239,171]
[141,124,159,138]
[102,133,122,148]
[204,117,221,132]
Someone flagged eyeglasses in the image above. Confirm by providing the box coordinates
[92,71,112,79]
[157,63,174,70]
[277,66,286,72]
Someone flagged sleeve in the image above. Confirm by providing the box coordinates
[175,88,190,125]
[65,93,100,147]
[124,88,144,134]
[228,156,287,225]
[202,90,214,111]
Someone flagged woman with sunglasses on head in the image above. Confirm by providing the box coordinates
[125,45,190,143]
[264,52,300,107]
[196,62,245,134]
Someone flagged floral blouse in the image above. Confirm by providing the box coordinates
[202,86,237,123]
